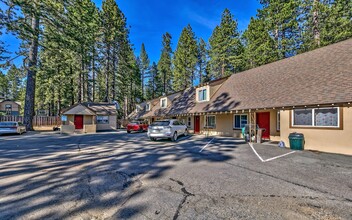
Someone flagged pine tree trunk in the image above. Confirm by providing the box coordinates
[57,65,61,115]
[92,46,96,102]
[112,49,116,102]
[141,70,144,100]
[152,73,155,99]
[70,66,75,105]
[23,15,39,131]
[313,0,320,47]
[163,71,166,94]
[105,44,111,102]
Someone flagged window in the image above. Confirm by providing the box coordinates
[136,105,142,112]
[172,121,180,125]
[205,115,216,128]
[5,104,12,115]
[233,114,248,129]
[160,98,167,108]
[292,108,339,128]
[97,116,109,124]
[198,89,207,101]
[293,109,312,126]
[146,103,150,111]
[187,117,191,127]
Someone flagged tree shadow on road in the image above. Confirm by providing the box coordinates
[0,132,240,219]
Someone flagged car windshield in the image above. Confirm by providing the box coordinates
[151,121,170,126]
[0,122,17,127]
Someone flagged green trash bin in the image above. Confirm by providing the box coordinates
[288,132,304,150]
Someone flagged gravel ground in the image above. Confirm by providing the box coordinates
[0,131,351,219]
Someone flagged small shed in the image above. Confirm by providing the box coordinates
[61,102,117,134]
[0,100,21,116]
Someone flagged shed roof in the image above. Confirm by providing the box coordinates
[62,103,117,116]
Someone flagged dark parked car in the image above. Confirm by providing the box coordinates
[127,121,149,133]
[0,122,26,135]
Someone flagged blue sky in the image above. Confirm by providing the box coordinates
[2,0,261,66]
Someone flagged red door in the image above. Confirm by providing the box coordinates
[194,116,200,133]
[256,112,270,139]
[74,115,84,129]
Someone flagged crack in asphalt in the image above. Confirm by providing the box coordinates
[170,178,195,220]
[224,161,352,203]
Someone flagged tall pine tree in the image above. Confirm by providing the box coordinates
[209,9,244,78]
[157,33,173,95]
[173,24,198,91]
[243,17,278,69]
[139,43,149,100]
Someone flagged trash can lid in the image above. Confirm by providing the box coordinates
[289,132,304,138]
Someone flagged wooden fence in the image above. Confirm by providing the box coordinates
[0,116,61,127]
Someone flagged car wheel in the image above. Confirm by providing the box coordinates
[127,130,131,133]
[184,129,188,136]
[171,132,178,142]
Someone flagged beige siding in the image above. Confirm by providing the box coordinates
[280,107,352,155]
[199,114,241,137]
[96,115,116,131]
[84,115,93,124]
[177,116,194,133]
[84,124,96,133]
[210,84,221,98]
[198,111,281,139]
[61,115,97,134]
[0,101,20,112]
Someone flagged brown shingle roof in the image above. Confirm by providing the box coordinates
[130,38,352,118]
[193,38,352,112]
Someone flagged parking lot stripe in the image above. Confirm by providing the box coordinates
[199,138,214,152]
[248,143,265,162]
[264,151,296,162]
[249,143,296,162]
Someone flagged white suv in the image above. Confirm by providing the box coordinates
[148,119,188,141]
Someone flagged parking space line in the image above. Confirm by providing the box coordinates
[264,151,296,162]
[248,143,295,162]
[248,143,265,162]
[199,138,214,152]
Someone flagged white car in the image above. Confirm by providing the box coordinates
[0,121,27,135]
[148,119,188,141]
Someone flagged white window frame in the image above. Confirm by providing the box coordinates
[97,115,109,124]
[291,107,340,128]
[204,115,216,128]
[196,86,210,102]
[233,114,248,129]
[146,103,151,111]
[198,89,207,102]
[160,98,167,108]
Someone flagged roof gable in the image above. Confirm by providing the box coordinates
[62,104,96,115]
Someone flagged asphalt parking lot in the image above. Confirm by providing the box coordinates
[0,131,351,219]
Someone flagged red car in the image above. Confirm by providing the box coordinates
[127,121,149,133]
